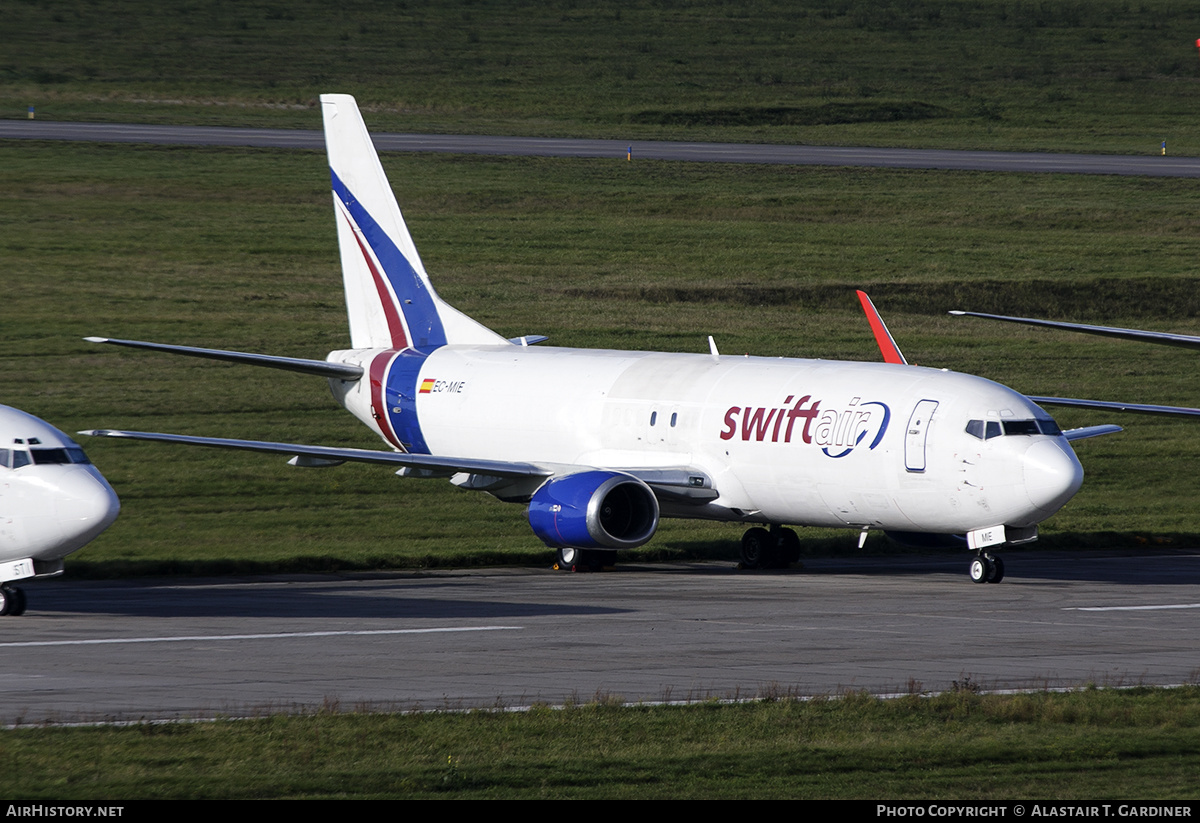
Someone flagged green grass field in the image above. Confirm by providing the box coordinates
[4,689,1200,799]
[4,0,1200,154]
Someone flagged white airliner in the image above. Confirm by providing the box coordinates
[78,94,1197,584]
[1,405,120,615]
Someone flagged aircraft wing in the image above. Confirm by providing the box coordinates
[79,430,724,507]
[1029,396,1200,418]
[862,300,1200,421]
[1062,424,1123,442]
[948,312,1200,351]
[84,337,363,380]
[80,429,551,478]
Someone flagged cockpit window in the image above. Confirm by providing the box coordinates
[966,418,1062,440]
[29,447,93,465]
[1002,420,1040,436]
[3,442,92,468]
[1035,418,1062,436]
[31,448,72,465]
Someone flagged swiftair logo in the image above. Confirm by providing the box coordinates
[719,395,890,458]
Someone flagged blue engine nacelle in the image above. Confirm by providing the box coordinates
[528,471,660,550]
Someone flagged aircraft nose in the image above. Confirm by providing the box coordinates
[1023,439,1084,516]
[53,467,121,554]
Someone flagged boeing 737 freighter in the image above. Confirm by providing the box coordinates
[81,94,1194,583]
[1,405,120,615]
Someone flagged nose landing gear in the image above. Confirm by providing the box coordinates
[0,584,28,616]
[969,552,1005,584]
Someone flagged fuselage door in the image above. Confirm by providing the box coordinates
[904,399,939,473]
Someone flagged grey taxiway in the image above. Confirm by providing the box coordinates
[3,119,1198,176]
[4,551,1198,723]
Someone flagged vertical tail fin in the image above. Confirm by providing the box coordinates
[320,94,505,350]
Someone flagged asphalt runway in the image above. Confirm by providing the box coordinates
[4,550,1198,724]
[3,119,1199,176]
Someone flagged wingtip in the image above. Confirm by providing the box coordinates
[854,290,908,366]
[83,336,109,343]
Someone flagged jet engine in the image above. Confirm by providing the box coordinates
[527,471,659,549]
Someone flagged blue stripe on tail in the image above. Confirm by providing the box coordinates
[331,170,447,351]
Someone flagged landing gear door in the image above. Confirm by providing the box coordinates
[904,399,939,473]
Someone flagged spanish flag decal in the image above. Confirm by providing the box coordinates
[419,378,436,394]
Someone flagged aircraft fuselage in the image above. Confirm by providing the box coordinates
[328,345,1083,536]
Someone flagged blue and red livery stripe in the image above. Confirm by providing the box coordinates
[372,349,433,455]
[345,219,409,349]
[331,170,448,352]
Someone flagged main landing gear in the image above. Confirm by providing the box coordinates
[968,552,1005,584]
[555,547,617,573]
[739,525,801,570]
[0,584,28,616]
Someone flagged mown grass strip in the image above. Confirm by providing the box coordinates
[4,688,1199,799]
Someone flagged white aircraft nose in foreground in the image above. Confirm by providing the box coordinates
[82,94,1195,584]
[1,404,120,615]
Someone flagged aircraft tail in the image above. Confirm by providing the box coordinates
[320,94,506,350]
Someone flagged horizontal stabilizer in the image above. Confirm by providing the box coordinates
[1063,424,1123,442]
[80,429,551,478]
[84,337,363,381]
[950,311,1200,351]
[1030,396,1200,417]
